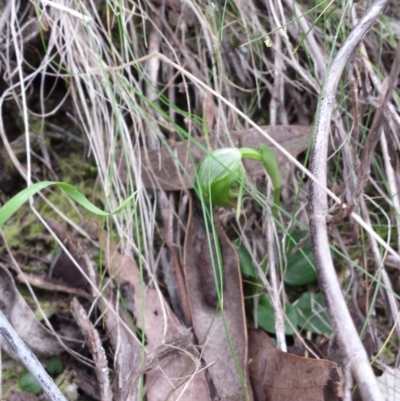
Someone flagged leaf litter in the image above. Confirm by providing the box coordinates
[102,235,210,401]
[184,197,252,400]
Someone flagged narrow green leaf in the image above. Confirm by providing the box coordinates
[0,181,135,227]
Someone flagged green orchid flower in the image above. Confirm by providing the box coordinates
[196,145,281,218]
[197,147,244,207]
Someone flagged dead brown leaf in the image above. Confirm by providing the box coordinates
[248,328,343,401]
[76,248,140,401]
[184,196,253,401]
[45,219,90,289]
[0,264,76,358]
[6,391,39,401]
[103,236,210,401]
[48,223,141,401]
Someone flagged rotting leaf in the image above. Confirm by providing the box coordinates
[248,328,343,401]
[120,125,312,191]
[6,390,39,401]
[45,219,90,289]
[0,264,77,358]
[183,196,253,400]
[80,251,140,401]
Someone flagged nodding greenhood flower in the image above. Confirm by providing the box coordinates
[196,144,281,218]
[197,147,245,207]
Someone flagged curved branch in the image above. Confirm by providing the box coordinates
[309,1,388,400]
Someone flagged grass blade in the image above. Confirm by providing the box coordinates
[0,181,135,226]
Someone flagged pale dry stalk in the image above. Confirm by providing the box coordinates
[0,311,67,401]
[266,185,287,352]
[309,0,389,400]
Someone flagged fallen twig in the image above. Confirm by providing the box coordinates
[70,298,112,401]
[0,310,67,401]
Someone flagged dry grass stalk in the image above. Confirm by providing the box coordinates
[309,1,390,400]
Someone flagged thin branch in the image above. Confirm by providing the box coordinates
[0,311,67,401]
[266,185,286,352]
[356,40,400,197]
[309,1,389,400]
[70,298,112,401]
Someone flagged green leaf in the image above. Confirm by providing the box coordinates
[0,181,135,227]
[234,240,258,279]
[19,372,42,395]
[294,292,332,335]
[46,357,63,377]
[284,232,317,286]
[257,295,298,335]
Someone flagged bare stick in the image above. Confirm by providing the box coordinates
[308,1,388,400]
[265,184,286,352]
[70,298,112,401]
[356,40,400,197]
[0,310,67,401]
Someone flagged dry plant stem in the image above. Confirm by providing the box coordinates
[356,31,400,257]
[308,1,388,400]
[356,40,400,197]
[70,298,112,401]
[267,0,284,125]
[282,0,325,79]
[380,132,400,258]
[0,0,12,41]
[343,363,353,401]
[353,10,400,128]
[359,196,400,339]
[266,186,286,352]
[0,310,67,401]
[145,18,184,334]
[145,19,162,150]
